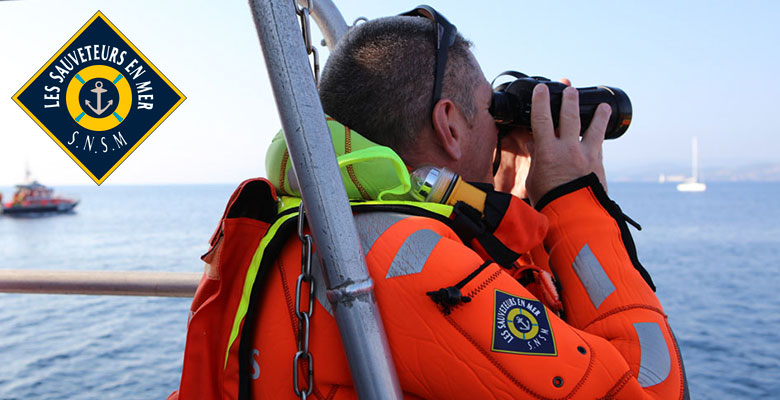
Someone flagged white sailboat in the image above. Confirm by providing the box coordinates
[677,137,706,192]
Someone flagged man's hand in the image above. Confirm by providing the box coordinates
[525,84,611,206]
[493,127,532,199]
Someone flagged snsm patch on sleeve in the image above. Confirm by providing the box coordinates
[491,289,557,356]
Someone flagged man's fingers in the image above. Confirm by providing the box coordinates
[530,84,554,144]
[558,86,581,141]
[582,103,611,147]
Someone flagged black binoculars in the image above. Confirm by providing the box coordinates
[489,71,632,139]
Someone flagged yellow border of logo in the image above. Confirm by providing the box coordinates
[11,10,186,185]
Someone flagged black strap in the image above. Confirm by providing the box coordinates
[451,198,521,269]
[238,215,300,400]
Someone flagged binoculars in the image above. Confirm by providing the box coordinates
[489,71,632,139]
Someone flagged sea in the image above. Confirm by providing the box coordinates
[0,182,778,399]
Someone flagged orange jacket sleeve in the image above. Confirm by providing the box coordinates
[535,173,688,399]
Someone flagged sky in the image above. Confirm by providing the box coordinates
[1,0,778,186]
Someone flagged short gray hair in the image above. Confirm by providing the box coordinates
[319,15,481,154]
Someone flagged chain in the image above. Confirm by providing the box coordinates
[293,201,315,399]
[292,1,318,396]
[294,0,320,84]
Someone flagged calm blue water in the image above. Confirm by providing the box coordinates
[0,184,236,400]
[0,182,778,399]
[610,182,780,399]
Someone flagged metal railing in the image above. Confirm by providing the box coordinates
[297,0,348,50]
[0,269,200,297]
[248,0,402,398]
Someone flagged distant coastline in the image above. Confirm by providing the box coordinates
[612,163,780,183]
[2,163,780,187]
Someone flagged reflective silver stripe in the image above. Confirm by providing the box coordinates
[310,251,333,316]
[634,322,671,387]
[572,244,616,309]
[386,229,441,279]
[353,212,408,255]
[311,212,408,315]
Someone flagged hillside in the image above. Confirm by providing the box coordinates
[611,163,780,182]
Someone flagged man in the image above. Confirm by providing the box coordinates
[318,15,606,208]
[174,8,688,400]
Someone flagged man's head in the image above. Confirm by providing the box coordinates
[319,14,498,182]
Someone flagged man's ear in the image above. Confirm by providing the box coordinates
[431,99,464,161]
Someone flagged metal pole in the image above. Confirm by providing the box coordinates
[248,1,402,399]
[0,269,200,297]
[296,0,348,50]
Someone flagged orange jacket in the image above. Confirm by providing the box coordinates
[238,174,687,399]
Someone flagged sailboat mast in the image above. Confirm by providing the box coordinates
[678,136,706,191]
[691,136,698,181]
[24,162,31,184]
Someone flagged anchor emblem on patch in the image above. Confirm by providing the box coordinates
[491,289,557,356]
[85,81,113,115]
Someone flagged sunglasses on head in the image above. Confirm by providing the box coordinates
[400,5,458,112]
